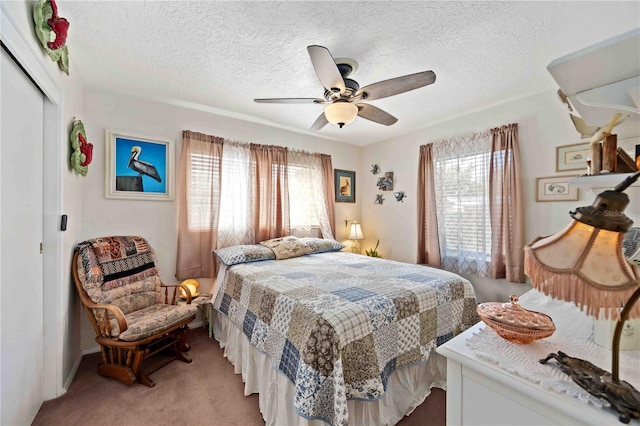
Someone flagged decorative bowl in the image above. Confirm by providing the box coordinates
[476,295,556,344]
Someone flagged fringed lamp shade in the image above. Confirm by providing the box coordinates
[525,219,640,321]
[523,171,640,422]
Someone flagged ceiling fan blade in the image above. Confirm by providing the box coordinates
[307,45,346,94]
[254,98,327,104]
[310,112,328,131]
[358,70,436,101]
[356,103,398,126]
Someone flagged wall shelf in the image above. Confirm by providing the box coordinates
[569,172,637,190]
[547,29,640,139]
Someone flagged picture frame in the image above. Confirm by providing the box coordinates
[105,129,174,201]
[334,169,356,203]
[377,172,394,191]
[536,175,579,202]
[556,142,590,172]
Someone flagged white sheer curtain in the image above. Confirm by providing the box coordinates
[432,130,492,276]
[287,150,334,239]
[217,141,254,248]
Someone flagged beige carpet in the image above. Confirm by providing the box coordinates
[33,327,445,426]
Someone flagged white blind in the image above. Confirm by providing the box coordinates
[188,151,217,230]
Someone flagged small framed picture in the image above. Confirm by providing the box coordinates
[334,169,355,203]
[536,175,579,202]
[105,129,174,201]
[377,172,394,191]
[556,142,590,172]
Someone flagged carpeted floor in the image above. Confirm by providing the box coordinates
[32,327,445,425]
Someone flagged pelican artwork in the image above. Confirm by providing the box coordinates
[128,146,161,182]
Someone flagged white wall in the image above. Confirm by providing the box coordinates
[358,88,639,302]
[79,88,362,349]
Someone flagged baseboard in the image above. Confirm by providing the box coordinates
[62,351,85,393]
[82,346,101,355]
[190,319,204,328]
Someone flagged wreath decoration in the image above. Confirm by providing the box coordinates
[33,0,69,75]
[70,119,93,176]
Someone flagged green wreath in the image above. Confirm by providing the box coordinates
[33,0,69,75]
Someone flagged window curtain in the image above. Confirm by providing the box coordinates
[417,123,524,283]
[433,131,493,276]
[176,131,335,279]
[320,154,336,237]
[216,141,254,248]
[176,131,223,280]
[250,143,290,242]
[417,144,441,267]
[489,123,525,283]
[287,151,334,239]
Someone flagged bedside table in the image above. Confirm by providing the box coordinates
[178,295,214,338]
[436,290,640,426]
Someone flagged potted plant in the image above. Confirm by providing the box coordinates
[365,240,381,257]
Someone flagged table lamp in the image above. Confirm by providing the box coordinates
[179,279,200,300]
[348,221,365,254]
[524,171,640,423]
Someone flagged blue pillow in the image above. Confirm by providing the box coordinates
[298,237,345,254]
[214,244,275,266]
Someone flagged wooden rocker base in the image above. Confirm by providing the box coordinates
[96,324,193,387]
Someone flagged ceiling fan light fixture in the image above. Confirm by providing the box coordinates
[324,102,358,128]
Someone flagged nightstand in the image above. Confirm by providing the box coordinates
[436,290,640,426]
[178,295,214,338]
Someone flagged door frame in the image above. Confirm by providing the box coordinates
[1,6,65,400]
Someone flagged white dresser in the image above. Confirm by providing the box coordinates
[436,290,640,426]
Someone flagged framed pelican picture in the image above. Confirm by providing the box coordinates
[105,129,174,201]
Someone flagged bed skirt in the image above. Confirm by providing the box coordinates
[212,311,447,426]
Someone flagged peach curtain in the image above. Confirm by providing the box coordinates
[417,144,441,267]
[489,123,525,282]
[320,154,336,237]
[176,131,223,280]
[250,143,290,242]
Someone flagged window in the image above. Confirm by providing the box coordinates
[418,123,523,282]
[187,142,332,239]
[432,134,492,276]
[287,151,332,237]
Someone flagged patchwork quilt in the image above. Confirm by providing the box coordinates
[213,251,479,425]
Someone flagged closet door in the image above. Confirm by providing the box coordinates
[0,46,45,425]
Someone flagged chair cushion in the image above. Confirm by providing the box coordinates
[112,303,198,341]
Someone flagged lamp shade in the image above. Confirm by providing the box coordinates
[324,102,358,128]
[525,219,640,320]
[348,222,364,240]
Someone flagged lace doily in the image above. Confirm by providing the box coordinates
[467,292,640,409]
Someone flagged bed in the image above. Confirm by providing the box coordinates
[211,239,479,426]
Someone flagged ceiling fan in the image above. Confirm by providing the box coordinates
[254,45,436,131]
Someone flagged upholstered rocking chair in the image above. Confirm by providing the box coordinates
[72,236,198,387]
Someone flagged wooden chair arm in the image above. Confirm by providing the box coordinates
[161,282,192,305]
[84,301,127,336]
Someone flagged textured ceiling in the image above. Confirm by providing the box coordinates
[60,1,640,146]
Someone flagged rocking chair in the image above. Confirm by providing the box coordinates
[72,236,198,387]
